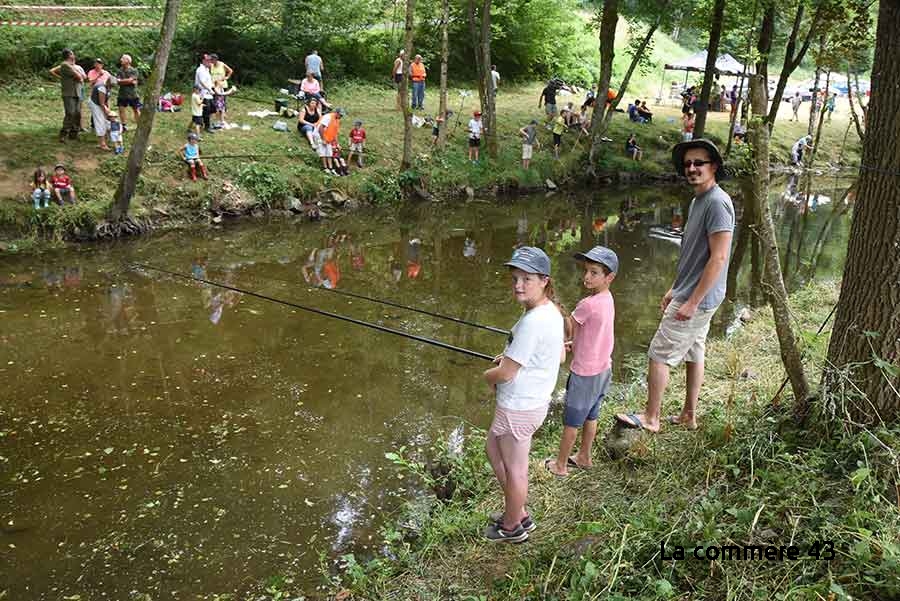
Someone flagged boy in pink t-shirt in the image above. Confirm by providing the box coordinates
[546,245,618,477]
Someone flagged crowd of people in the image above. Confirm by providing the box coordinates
[40,44,830,202]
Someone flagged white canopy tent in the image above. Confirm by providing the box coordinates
[658,51,752,102]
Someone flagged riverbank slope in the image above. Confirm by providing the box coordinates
[324,280,900,600]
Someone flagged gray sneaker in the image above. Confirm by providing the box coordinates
[483,521,529,543]
[489,511,535,532]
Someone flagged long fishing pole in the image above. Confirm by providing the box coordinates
[131,263,495,362]
[312,285,509,335]
[203,265,509,334]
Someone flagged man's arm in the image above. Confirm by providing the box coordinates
[674,230,732,320]
[49,65,61,78]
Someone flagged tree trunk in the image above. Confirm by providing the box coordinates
[765,2,820,130]
[748,73,811,406]
[726,184,756,301]
[846,63,866,143]
[823,0,900,426]
[400,0,415,171]
[110,0,182,220]
[806,71,830,170]
[480,0,497,158]
[692,0,726,139]
[588,0,619,173]
[437,0,449,146]
[807,64,821,136]
[467,0,486,114]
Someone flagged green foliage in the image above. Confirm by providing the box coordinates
[236,163,289,207]
[0,25,157,80]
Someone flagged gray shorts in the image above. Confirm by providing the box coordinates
[545,103,557,115]
[648,301,716,367]
[563,369,612,427]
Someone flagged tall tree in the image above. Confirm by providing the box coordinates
[400,0,415,171]
[765,0,824,130]
[479,0,496,158]
[437,0,450,146]
[691,0,726,139]
[588,0,618,173]
[467,0,496,157]
[747,72,811,406]
[110,0,182,220]
[822,0,900,425]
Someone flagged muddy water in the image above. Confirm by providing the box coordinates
[0,181,850,599]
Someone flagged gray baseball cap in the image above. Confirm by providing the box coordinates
[505,246,551,276]
[573,245,618,274]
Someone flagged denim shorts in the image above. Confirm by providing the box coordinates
[563,369,612,427]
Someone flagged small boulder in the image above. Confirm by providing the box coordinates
[738,307,752,323]
[545,178,557,190]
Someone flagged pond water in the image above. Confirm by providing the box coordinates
[0,178,851,599]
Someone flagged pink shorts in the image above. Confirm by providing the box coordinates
[490,405,549,441]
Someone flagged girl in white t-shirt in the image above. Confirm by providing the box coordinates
[483,246,565,543]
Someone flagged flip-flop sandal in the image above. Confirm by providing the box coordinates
[616,412,645,429]
[566,456,591,470]
[543,458,568,478]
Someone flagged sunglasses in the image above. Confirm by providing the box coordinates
[683,159,714,168]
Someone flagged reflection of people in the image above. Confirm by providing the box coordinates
[350,243,365,270]
[616,139,734,433]
[483,247,564,543]
[406,238,422,279]
[546,246,617,477]
[463,235,477,257]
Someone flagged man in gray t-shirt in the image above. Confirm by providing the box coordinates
[617,139,734,433]
[305,50,323,81]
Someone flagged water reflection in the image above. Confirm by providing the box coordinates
[0,182,853,600]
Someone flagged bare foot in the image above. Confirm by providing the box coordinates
[544,458,569,477]
[615,412,660,433]
[666,415,698,430]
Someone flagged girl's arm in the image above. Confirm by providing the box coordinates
[224,63,233,79]
[484,356,521,388]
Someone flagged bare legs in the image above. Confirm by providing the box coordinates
[549,420,597,476]
[486,431,530,531]
[618,358,703,432]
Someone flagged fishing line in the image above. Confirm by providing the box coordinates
[131,262,495,362]
[221,266,509,335]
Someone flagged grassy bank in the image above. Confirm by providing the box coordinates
[0,79,862,250]
[320,280,899,600]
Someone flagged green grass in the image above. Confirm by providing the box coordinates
[0,50,863,248]
[317,280,900,600]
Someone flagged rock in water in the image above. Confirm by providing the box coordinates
[545,178,557,190]
[604,421,642,459]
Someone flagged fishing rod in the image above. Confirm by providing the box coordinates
[131,263,495,362]
[226,267,508,335]
[312,285,510,335]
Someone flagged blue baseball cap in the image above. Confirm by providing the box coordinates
[573,245,619,274]
[505,246,551,276]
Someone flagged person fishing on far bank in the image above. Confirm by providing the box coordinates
[483,246,565,543]
[616,139,734,432]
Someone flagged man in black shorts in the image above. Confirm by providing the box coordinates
[116,54,141,129]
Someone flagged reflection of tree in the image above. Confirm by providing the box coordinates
[807,185,853,279]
